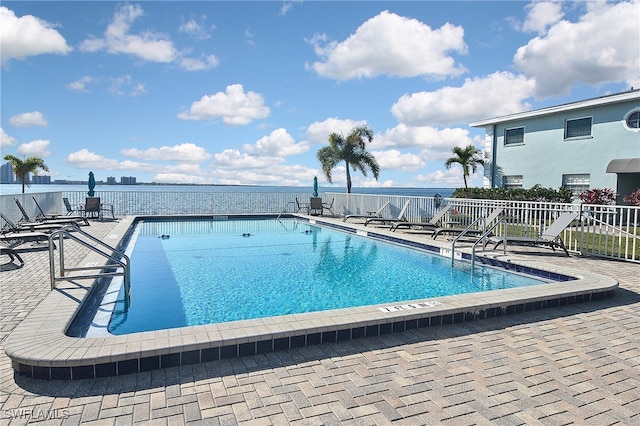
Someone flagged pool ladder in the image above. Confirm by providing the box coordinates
[48,225,131,308]
[450,219,506,270]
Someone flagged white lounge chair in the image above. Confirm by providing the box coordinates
[33,196,87,223]
[485,211,580,256]
[390,204,452,232]
[1,212,77,234]
[344,201,390,222]
[14,198,89,226]
[432,207,504,240]
[364,200,411,227]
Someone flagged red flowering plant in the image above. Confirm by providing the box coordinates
[624,188,640,206]
[578,188,617,205]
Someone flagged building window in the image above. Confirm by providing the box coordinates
[624,109,640,131]
[562,174,590,195]
[564,117,592,139]
[504,127,524,145]
[503,175,523,188]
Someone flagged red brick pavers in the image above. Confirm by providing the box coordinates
[1,219,639,425]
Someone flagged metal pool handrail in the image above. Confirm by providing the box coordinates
[48,225,131,308]
[471,220,506,270]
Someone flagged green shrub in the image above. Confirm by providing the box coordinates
[451,184,572,203]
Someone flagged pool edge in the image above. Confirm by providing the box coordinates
[5,215,619,380]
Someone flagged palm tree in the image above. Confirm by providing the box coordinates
[444,145,484,188]
[3,154,49,193]
[316,125,380,193]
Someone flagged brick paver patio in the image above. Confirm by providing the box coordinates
[1,218,638,425]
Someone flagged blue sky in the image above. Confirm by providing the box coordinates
[1,1,638,189]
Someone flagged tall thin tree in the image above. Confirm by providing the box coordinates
[444,145,484,188]
[316,125,380,193]
[3,155,49,194]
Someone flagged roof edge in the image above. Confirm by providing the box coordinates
[470,89,640,128]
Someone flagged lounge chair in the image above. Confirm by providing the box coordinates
[343,201,390,222]
[390,204,452,232]
[33,196,87,223]
[14,198,89,226]
[0,242,24,266]
[83,197,115,219]
[485,211,580,256]
[364,200,411,227]
[432,207,504,240]
[1,212,78,234]
[0,226,52,247]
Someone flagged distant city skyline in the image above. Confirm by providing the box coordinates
[0,161,138,185]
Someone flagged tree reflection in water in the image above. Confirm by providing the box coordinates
[315,235,378,287]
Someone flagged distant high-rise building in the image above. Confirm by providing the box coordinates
[0,162,15,184]
[32,175,51,184]
[107,176,116,185]
[120,176,137,185]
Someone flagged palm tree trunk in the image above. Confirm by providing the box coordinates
[345,163,352,193]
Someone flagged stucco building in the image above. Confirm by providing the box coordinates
[470,89,640,202]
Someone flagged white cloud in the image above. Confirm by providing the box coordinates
[391,72,536,126]
[121,143,212,162]
[414,168,476,187]
[179,16,213,40]
[178,54,219,71]
[66,148,159,171]
[243,128,309,157]
[66,148,216,182]
[514,1,640,97]
[307,10,467,80]
[280,1,302,17]
[213,149,281,170]
[521,2,564,35]
[211,164,316,186]
[152,173,211,185]
[306,118,368,144]
[80,4,177,62]
[79,4,218,72]
[177,84,270,125]
[8,111,48,127]
[109,75,146,96]
[17,139,51,157]
[375,124,475,159]
[0,6,72,67]
[67,76,94,92]
[0,128,17,148]
[372,149,425,172]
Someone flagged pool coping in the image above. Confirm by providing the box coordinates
[5,215,618,380]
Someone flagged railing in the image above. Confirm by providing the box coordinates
[471,220,506,270]
[579,204,639,261]
[49,225,131,308]
[1,191,638,263]
[62,191,314,216]
[326,192,443,222]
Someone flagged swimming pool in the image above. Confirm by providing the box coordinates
[103,218,544,335]
[7,214,618,380]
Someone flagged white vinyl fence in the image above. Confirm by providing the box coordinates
[2,191,638,263]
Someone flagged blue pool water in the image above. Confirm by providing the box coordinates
[108,218,544,335]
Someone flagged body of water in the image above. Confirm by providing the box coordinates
[0,183,455,198]
[105,217,541,334]
[2,183,455,216]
